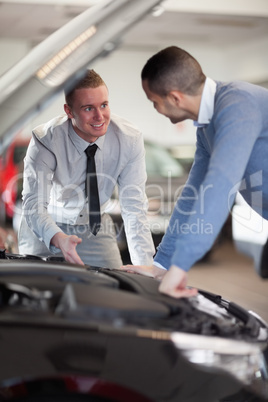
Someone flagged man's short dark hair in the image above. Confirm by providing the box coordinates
[141,46,206,96]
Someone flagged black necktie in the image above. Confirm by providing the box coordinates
[85,144,101,235]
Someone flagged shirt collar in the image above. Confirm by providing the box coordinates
[194,77,216,127]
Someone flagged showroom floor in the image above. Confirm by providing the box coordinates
[188,239,268,324]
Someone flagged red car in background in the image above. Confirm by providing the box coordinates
[0,133,30,224]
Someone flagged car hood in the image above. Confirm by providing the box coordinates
[0,253,267,401]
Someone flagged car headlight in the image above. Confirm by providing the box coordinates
[171,332,268,398]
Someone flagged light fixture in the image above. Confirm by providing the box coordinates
[36,25,97,80]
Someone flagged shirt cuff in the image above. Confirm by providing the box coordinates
[153,261,167,270]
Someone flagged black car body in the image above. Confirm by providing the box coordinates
[0,1,267,401]
[0,253,267,402]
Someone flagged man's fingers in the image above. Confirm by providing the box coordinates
[158,265,198,298]
[159,285,198,298]
[65,254,84,266]
[122,266,153,277]
[119,264,142,273]
[120,265,157,278]
[120,264,197,298]
[69,235,83,245]
[118,265,133,273]
[65,236,84,266]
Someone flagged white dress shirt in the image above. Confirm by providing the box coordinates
[194,77,216,126]
[21,113,155,265]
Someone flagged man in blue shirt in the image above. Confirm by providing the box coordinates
[122,46,268,298]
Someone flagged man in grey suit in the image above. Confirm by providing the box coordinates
[121,46,268,297]
[19,70,155,269]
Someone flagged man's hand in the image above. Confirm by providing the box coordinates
[119,264,166,281]
[51,232,84,265]
[120,263,197,298]
[159,265,197,298]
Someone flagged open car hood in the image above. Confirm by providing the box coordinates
[0,0,163,152]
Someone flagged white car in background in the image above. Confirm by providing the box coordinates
[232,193,268,278]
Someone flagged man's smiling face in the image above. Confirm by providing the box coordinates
[64,85,111,143]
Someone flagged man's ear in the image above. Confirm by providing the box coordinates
[64,103,73,119]
[168,90,184,106]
